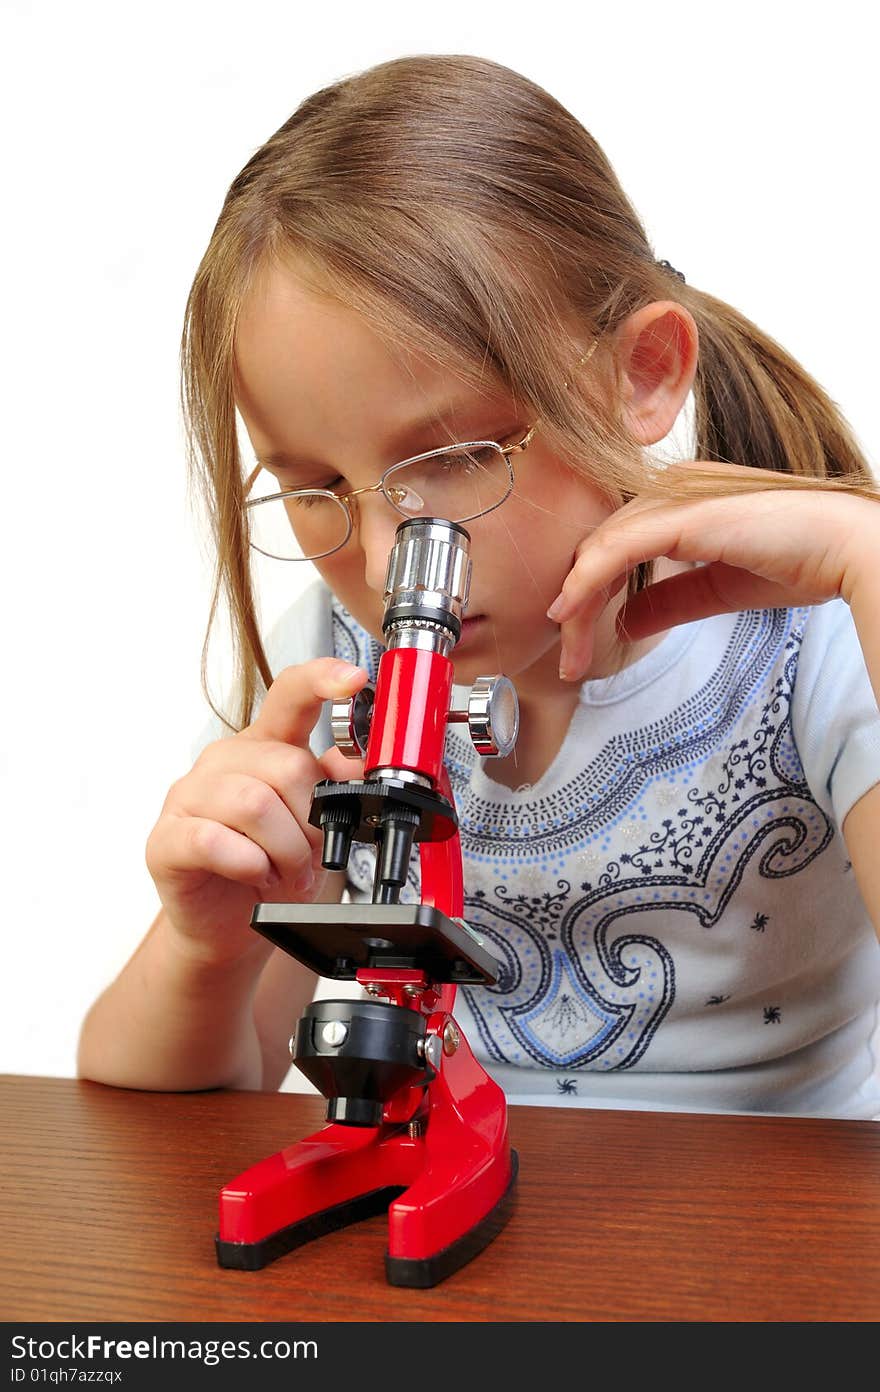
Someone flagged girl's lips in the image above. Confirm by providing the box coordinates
[457,613,486,646]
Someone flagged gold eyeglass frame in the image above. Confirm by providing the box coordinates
[243,430,533,562]
[243,341,597,563]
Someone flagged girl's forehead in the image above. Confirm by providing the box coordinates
[234,260,516,441]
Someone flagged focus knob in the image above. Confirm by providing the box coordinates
[449,675,519,758]
[331,683,375,757]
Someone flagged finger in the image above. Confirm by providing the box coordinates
[548,516,678,626]
[147,814,275,892]
[192,739,330,861]
[174,772,317,889]
[318,744,367,783]
[554,569,628,681]
[547,509,693,680]
[617,563,797,640]
[242,657,368,747]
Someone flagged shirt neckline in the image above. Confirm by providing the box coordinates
[463,618,706,801]
[577,617,705,706]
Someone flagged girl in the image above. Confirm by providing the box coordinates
[78,53,880,1118]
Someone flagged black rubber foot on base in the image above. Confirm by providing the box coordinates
[215,1149,519,1287]
[215,1184,404,1270]
[385,1148,519,1288]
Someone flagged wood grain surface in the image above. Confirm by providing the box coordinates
[3,1074,879,1322]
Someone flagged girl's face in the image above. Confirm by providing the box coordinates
[233,259,616,697]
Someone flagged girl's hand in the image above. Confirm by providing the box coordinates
[145,658,367,966]
[547,461,879,681]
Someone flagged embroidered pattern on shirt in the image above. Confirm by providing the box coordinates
[331,607,384,682]
[332,599,834,1074]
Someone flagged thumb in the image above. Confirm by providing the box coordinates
[318,744,367,783]
[243,657,368,748]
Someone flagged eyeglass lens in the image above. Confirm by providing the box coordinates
[246,443,511,561]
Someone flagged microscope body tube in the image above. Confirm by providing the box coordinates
[363,646,453,785]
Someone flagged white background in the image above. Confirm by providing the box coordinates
[1,0,877,1083]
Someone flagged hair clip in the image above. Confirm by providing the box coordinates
[657,258,686,284]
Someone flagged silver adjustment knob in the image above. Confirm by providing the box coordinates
[330,682,375,757]
[449,675,519,757]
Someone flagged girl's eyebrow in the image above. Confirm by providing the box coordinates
[255,396,515,470]
[257,448,321,469]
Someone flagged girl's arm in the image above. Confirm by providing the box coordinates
[77,865,346,1093]
[252,869,348,1090]
[840,562,880,937]
[78,658,367,1092]
[848,564,880,713]
[842,785,880,939]
[547,469,880,935]
[77,907,278,1091]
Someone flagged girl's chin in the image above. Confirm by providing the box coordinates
[452,624,569,691]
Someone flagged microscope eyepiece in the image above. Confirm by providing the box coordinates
[382,517,472,646]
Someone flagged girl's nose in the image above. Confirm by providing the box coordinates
[355,493,403,594]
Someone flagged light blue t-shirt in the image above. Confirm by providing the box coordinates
[197,580,880,1119]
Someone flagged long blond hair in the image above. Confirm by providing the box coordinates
[180,53,877,731]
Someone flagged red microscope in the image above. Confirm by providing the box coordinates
[215,516,520,1286]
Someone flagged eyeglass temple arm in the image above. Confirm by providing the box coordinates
[504,340,598,456]
[502,424,538,457]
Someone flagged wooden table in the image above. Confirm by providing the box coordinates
[3,1074,879,1322]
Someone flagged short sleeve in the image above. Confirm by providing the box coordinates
[189,577,335,763]
[789,599,880,828]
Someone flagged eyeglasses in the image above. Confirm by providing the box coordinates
[243,424,538,562]
[243,341,597,563]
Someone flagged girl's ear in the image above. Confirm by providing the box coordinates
[612,300,699,446]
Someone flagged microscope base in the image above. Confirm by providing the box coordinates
[215,1152,518,1287]
[216,1027,517,1287]
[215,1182,405,1271]
[385,1148,518,1287]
